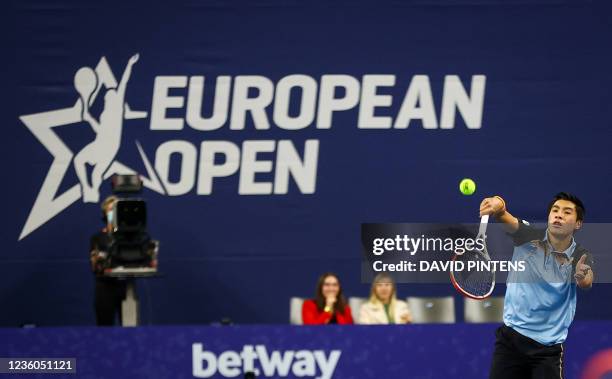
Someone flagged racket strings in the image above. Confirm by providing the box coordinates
[453,250,495,297]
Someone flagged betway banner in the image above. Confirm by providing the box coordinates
[0,324,610,379]
[3,0,612,326]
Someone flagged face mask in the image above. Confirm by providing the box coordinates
[107,210,114,224]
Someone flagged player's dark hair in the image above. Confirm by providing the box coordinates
[547,192,585,221]
[314,272,347,313]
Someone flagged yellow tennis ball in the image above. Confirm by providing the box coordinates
[459,178,476,195]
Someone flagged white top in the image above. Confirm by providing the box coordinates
[359,299,411,324]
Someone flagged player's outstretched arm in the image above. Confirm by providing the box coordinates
[479,196,519,233]
[116,53,139,98]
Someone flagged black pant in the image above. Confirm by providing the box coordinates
[489,325,564,379]
[94,279,127,326]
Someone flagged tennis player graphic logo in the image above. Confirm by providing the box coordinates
[19,54,165,240]
[73,53,139,203]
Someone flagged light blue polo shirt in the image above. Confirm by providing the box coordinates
[503,229,577,345]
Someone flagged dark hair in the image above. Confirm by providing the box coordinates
[547,192,585,221]
[314,272,347,313]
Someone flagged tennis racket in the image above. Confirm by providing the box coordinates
[450,215,495,299]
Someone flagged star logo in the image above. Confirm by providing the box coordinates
[19,55,165,240]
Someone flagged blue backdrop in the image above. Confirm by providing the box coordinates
[2,0,612,326]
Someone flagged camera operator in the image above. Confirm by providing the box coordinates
[90,195,126,326]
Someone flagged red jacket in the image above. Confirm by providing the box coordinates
[301,299,354,325]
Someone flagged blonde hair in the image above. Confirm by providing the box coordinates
[101,195,118,212]
[368,273,398,321]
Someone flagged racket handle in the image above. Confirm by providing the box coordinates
[478,215,489,237]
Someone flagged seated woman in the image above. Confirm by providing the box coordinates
[359,273,412,324]
[302,272,354,325]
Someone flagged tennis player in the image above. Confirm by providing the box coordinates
[480,192,593,379]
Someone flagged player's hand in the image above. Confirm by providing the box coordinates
[574,254,591,281]
[479,197,505,217]
[129,53,140,64]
